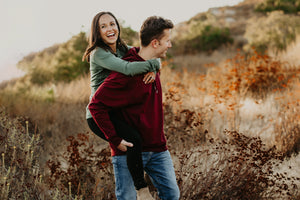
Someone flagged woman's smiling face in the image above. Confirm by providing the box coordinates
[99,14,119,51]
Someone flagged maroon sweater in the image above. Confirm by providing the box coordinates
[88,47,167,156]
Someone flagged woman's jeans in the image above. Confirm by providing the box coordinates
[112,150,180,200]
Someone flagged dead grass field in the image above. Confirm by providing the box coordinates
[1,45,299,199]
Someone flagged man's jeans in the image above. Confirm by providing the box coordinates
[112,150,180,200]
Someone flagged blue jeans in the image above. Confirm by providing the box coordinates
[112,150,180,200]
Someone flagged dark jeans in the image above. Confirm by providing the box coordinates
[87,112,147,190]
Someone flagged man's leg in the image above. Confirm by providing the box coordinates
[112,155,136,200]
[143,150,180,200]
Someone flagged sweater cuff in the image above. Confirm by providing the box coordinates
[110,136,123,149]
[148,59,160,72]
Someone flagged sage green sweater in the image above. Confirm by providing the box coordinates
[86,46,160,119]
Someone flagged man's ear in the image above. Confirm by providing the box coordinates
[151,39,159,48]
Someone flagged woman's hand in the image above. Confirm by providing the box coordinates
[117,139,133,152]
[143,72,156,84]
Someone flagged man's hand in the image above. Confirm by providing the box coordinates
[143,72,155,84]
[117,139,133,152]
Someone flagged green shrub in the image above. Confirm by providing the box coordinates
[244,11,300,54]
[191,25,233,52]
[119,20,139,46]
[174,25,233,54]
[29,68,52,85]
[53,32,89,83]
[255,0,300,14]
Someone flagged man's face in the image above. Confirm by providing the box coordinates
[155,29,172,58]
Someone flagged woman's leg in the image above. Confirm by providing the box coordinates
[109,112,148,190]
[87,115,148,190]
[86,118,108,141]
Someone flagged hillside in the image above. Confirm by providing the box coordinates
[172,0,259,49]
[170,0,300,72]
[169,1,259,71]
[1,0,300,199]
[13,0,300,77]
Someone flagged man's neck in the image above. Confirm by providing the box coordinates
[138,46,156,60]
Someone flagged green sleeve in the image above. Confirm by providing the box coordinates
[92,48,160,76]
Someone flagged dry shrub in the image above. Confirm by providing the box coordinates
[162,72,207,151]
[161,51,300,144]
[160,53,300,199]
[45,132,115,200]
[0,107,114,200]
[0,108,44,199]
[175,130,299,199]
[273,82,300,156]
[0,77,90,164]
[271,36,300,67]
[1,49,300,199]
[206,49,297,101]
[0,98,89,163]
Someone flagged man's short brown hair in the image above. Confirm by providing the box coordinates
[140,16,174,47]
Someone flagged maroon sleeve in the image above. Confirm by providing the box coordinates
[88,72,138,148]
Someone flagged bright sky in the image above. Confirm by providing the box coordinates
[0,0,244,82]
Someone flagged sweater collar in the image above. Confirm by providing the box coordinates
[125,47,145,61]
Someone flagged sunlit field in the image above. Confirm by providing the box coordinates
[161,50,300,199]
[0,48,299,199]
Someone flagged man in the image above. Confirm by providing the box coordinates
[89,16,180,200]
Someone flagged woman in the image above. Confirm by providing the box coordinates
[82,11,158,199]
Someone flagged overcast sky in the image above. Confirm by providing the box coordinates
[0,0,243,81]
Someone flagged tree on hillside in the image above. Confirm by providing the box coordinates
[119,20,139,46]
[53,32,89,82]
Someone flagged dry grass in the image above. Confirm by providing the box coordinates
[272,36,300,67]
[160,51,300,199]
[174,131,299,199]
[0,49,300,199]
[0,109,44,199]
[54,74,90,104]
[0,110,113,199]
[45,132,115,199]
[0,75,92,164]
[170,46,237,73]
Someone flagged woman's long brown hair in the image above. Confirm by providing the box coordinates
[82,11,128,62]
